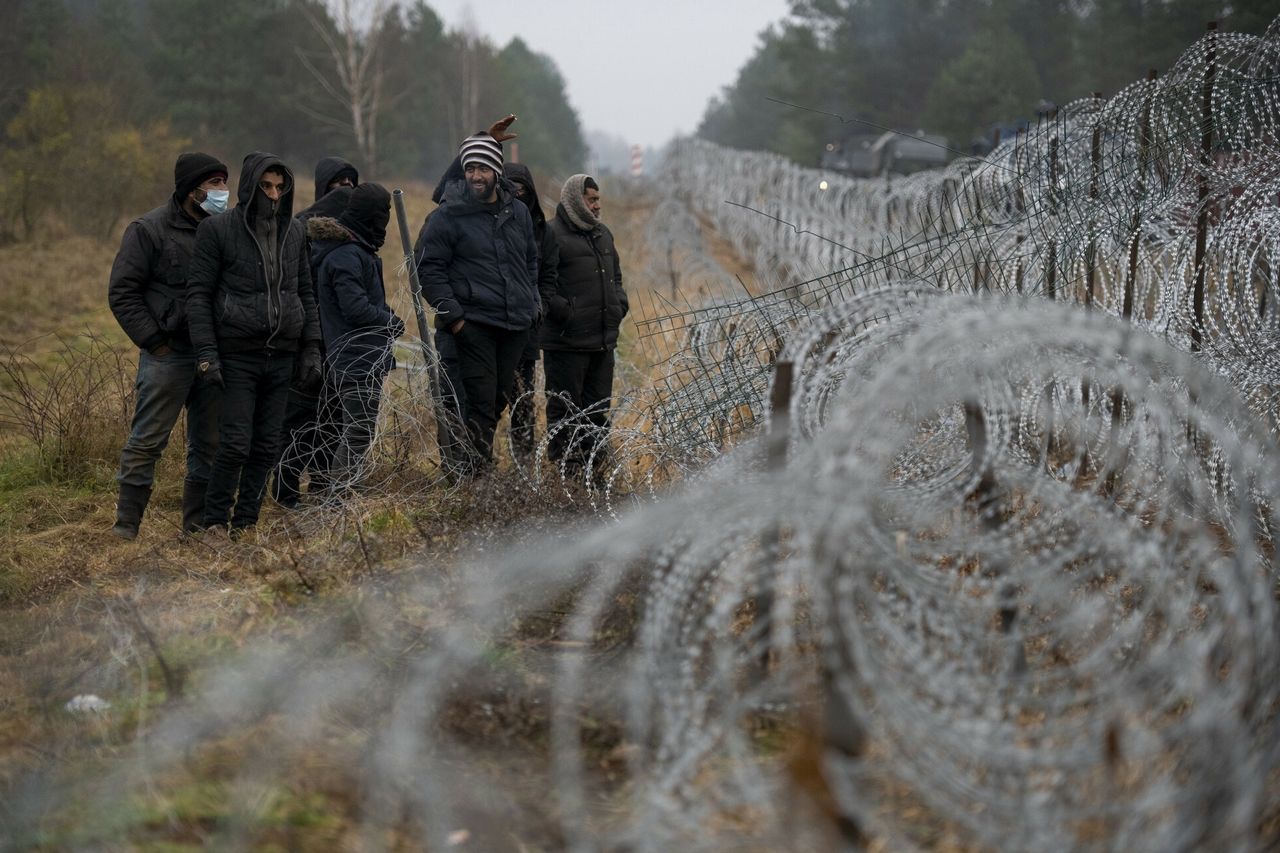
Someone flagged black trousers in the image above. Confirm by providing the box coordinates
[452,321,530,469]
[543,348,615,465]
[204,350,294,529]
[505,352,538,458]
[331,379,383,484]
[271,380,339,506]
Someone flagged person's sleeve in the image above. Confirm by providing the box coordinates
[330,251,394,327]
[294,222,321,347]
[612,232,628,317]
[414,213,463,322]
[538,229,559,314]
[107,221,165,351]
[185,219,222,360]
[524,211,539,300]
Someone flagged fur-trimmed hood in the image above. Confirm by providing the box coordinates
[306,216,352,242]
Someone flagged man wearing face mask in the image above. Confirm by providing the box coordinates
[187,153,322,534]
[308,182,404,488]
[108,152,230,539]
[415,132,539,475]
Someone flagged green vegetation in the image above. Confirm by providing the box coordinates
[0,0,587,242]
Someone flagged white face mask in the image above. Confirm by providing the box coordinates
[199,189,230,215]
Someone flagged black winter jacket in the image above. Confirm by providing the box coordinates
[309,216,397,379]
[503,164,559,358]
[413,181,539,331]
[541,204,627,351]
[108,196,203,352]
[187,152,320,358]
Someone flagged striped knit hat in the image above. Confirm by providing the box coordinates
[458,133,503,174]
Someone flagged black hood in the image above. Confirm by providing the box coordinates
[314,156,359,202]
[431,156,465,205]
[237,151,295,223]
[502,163,545,230]
[297,184,354,223]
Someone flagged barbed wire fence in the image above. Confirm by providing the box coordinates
[11,17,1280,851]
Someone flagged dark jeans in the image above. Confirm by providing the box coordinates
[272,381,339,505]
[435,326,469,457]
[204,351,294,529]
[543,349,615,465]
[450,321,530,469]
[117,348,221,488]
[331,379,383,485]
[505,353,538,458]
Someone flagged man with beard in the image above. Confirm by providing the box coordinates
[187,153,322,534]
[270,155,360,508]
[415,133,539,474]
[541,175,628,476]
[108,152,230,538]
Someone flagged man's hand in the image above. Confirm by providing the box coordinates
[449,318,466,335]
[196,357,224,389]
[295,346,323,393]
[389,313,406,339]
[487,114,517,143]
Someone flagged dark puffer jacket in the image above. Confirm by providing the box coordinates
[503,164,559,358]
[541,204,627,351]
[187,152,320,357]
[108,196,203,352]
[309,216,397,380]
[312,156,358,204]
[413,180,539,331]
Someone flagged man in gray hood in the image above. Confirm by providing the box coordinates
[541,174,627,475]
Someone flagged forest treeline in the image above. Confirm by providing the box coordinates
[0,0,587,242]
[699,0,1280,165]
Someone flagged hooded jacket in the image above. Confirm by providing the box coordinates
[187,152,320,357]
[413,180,539,332]
[311,156,359,205]
[503,164,559,338]
[108,195,204,352]
[309,216,397,379]
[541,203,627,351]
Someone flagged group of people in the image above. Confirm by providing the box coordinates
[107,118,627,539]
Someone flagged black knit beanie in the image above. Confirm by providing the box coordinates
[339,182,391,249]
[174,152,228,201]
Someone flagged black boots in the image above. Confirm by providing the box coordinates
[112,483,152,540]
[181,478,208,535]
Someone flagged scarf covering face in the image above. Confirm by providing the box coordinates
[560,173,599,232]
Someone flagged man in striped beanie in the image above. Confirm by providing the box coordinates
[415,132,540,476]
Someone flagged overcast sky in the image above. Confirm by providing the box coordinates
[426,0,793,148]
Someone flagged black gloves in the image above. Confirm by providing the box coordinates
[195,356,224,388]
[389,313,406,339]
[295,346,323,393]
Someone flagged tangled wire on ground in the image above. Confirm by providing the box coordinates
[12,20,1279,850]
[9,292,1279,850]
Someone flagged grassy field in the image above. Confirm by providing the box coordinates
[0,177,768,849]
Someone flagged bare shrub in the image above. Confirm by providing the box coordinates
[0,333,134,481]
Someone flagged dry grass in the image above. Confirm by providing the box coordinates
[0,181,647,848]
